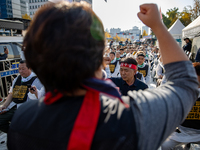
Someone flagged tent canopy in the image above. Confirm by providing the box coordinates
[182,16,200,38]
[168,19,185,38]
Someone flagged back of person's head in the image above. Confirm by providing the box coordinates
[23,2,105,93]
[120,57,137,66]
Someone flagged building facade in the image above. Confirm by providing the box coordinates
[110,28,121,37]
[28,0,48,18]
[110,27,141,42]
[142,26,149,35]
[12,0,21,18]
[0,0,13,19]
[28,0,92,19]
[0,0,28,19]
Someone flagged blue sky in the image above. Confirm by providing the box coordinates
[93,0,194,31]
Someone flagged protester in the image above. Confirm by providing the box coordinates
[109,40,113,49]
[126,47,133,58]
[110,57,148,96]
[120,48,126,58]
[103,56,111,78]
[0,46,9,60]
[7,3,198,150]
[183,38,192,53]
[136,71,146,83]
[109,52,120,77]
[161,62,200,150]
[136,51,151,85]
[115,51,121,60]
[0,60,44,133]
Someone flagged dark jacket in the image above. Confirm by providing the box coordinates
[110,77,148,96]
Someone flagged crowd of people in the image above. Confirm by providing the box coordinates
[0,1,199,150]
[104,39,165,89]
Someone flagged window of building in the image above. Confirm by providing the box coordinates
[32,0,34,3]
[29,0,31,3]
[35,0,37,2]
[35,5,37,8]
[30,6,31,9]
[38,5,40,8]
[41,0,43,2]
[30,12,32,15]
[33,5,34,9]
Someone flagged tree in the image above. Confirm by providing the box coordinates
[22,14,31,20]
[150,29,155,36]
[120,37,126,42]
[113,34,120,42]
[166,7,179,27]
[179,7,192,26]
[187,0,200,21]
[105,32,111,38]
[105,32,112,42]
[162,13,171,28]
[192,0,200,20]
[142,30,148,37]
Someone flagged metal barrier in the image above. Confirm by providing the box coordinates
[0,58,21,102]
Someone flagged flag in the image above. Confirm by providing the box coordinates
[160,7,162,20]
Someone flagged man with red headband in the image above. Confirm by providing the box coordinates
[110,57,148,96]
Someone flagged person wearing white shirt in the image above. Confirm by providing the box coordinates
[0,60,44,133]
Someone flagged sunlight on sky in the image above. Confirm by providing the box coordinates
[93,0,194,31]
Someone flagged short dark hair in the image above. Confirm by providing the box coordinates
[120,48,124,51]
[120,57,137,66]
[24,2,105,93]
[184,38,192,43]
[109,52,115,56]
[19,60,29,68]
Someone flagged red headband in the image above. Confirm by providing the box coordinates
[120,63,137,70]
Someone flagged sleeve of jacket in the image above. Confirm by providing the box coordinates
[125,61,199,150]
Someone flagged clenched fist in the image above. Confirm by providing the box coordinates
[137,4,163,31]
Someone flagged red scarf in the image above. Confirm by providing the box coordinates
[44,78,129,150]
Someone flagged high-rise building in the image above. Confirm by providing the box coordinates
[110,28,121,37]
[12,0,22,18]
[20,0,28,16]
[0,0,28,19]
[28,0,49,18]
[0,0,13,19]
[142,26,149,35]
[28,0,92,19]
[110,27,141,41]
